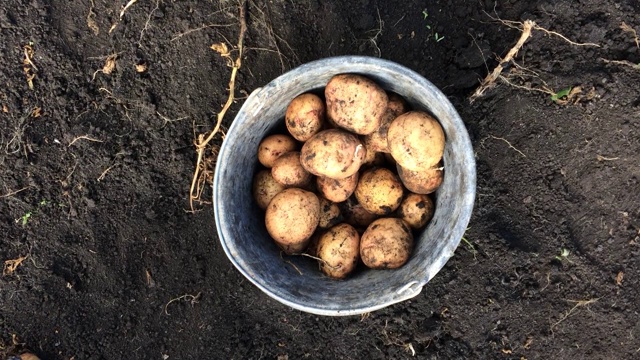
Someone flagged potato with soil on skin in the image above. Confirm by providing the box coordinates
[387,111,445,171]
[257,134,298,168]
[271,151,313,188]
[396,163,443,195]
[317,223,361,279]
[318,197,342,229]
[265,188,320,255]
[363,93,409,153]
[360,146,386,169]
[305,231,324,257]
[316,172,358,203]
[285,93,326,142]
[354,167,404,216]
[397,193,434,229]
[360,218,414,269]
[300,129,366,180]
[252,169,287,210]
[340,196,379,230]
[325,74,388,135]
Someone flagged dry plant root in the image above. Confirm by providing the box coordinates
[620,22,639,48]
[470,16,600,103]
[189,1,247,211]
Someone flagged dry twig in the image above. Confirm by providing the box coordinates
[470,20,534,101]
[164,292,202,315]
[550,298,599,331]
[0,186,31,198]
[471,15,600,102]
[68,135,103,147]
[620,22,639,48]
[189,1,247,211]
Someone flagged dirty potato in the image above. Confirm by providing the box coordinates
[325,74,388,135]
[265,188,320,254]
[396,164,443,195]
[252,169,287,210]
[271,151,313,187]
[340,196,379,230]
[300,129,366,179]
[397,193,434,229]
[257,134,298,168]
[387,111,445,171]
[363,93,409,153]
[316,172,358,203]
[360,218,413,269]
[354,168,404,215]
[285,93,326,142]
[317,223,360,279]
[360,146,386,169]
[318,197,343,229]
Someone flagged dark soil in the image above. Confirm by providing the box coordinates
[1,0,639,359]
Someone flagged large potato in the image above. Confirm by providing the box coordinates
[360,218,413,269]
[252,169,286,210]
[325,74,388,135]
[271,151,312,187]
[318,197,342,229]
[396,164,443,194]
[265,188,320,254]
[387,111,445,171]
[354,168,404,215]
[300,129,366,179]
[285,93,325,142]
[316,172,358,203]
[363,93,408,153]
[397,193,434,229]
[317,223,360,279]
[257,134,298,168]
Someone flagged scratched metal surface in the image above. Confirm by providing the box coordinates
[213,56,476,316]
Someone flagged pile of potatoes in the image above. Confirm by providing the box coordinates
[252,73,445,279]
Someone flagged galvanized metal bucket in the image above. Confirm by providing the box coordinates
[213,56,476,316]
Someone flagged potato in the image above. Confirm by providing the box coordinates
[300,129,366,179]
[360,146,386,169]
[318,197,342,229]
[317,223,360,279]
[396,164,443,195]
[316,172,358,203]
[252,169,287,210]
[387,111,445,171]
[18,354,40,360]
[360,218,413,269]
[354,168,404,215]
[362,93,408,153]
[305,231,323,257]
[386,92,409,116]
[271,151,312,187]
[258,134,298,168]
[340,197,378,230]
[325,74,388,135]
[285,93,325,142]
[265,188,320,254]
[397,193,434,229]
